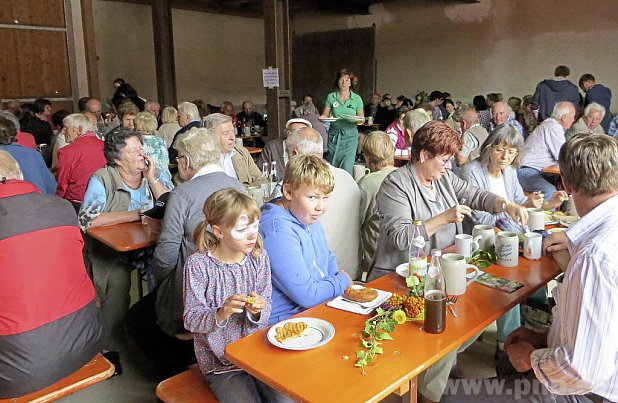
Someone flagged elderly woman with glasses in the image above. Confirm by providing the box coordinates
[78,128,168,351]
[462,124,567,230]
[461,124,566,364]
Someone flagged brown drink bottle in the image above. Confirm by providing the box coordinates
[424,249,446,334]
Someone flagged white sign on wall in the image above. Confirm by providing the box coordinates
[262,68,280,88]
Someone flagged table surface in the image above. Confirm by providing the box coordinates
[225,256,560,402]
[246,146,262,155]
[86,219,161,252]
[542,164,560,175]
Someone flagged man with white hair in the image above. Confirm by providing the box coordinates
[283,126,362,280]
[490,101,524,135]
[56,114,106,206]
[257,118,312,180]
[145,101,161,120]
[518,101,576,199]
[203,113,262,185]
[453,105,489,166]
[566,102,605,139]
[168,101,201,162]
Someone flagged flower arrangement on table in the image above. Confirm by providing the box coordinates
[355,293,424,375]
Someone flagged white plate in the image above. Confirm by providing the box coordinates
[327,286,392,314]
[547,227,567,234]
[344,114,365,121]
[321,117,338,122]
[395,262,427,278]
[267,317,335,351]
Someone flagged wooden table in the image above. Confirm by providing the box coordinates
[86,220,161,252]
[542,164,560,175]
[246,146,262,155]
[87,220,161,298]
[225,256,560,402]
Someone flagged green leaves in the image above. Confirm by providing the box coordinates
[467,249,497,269]
[355,308,403,375]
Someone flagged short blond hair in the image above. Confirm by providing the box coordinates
[135,112,158,135]
[361,131,394,167]
[559,134,618,196]
[161,106,178,124]
[283,154,334,194]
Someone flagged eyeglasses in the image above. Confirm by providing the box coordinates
[492,145,519,157]
[439,157,454,167]
[175,155,187,162]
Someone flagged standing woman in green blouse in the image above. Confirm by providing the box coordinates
[320,69,364,175]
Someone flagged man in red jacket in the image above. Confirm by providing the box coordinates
[55,113,106,208]
[0,151,103,398]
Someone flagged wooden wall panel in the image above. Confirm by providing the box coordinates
[0,29,71,99]
[0,29,21,98]
[0,0,65,27]
[51,100,75,113]
[292,27,375,111]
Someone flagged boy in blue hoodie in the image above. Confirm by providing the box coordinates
[260,154,352,325]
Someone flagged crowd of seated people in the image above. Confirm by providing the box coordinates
[2,64,617,403]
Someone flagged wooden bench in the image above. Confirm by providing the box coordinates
[156,365,218,403]
[0,353,114,403]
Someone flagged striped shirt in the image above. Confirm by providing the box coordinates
[183,251,272,375]
[531,194,618,400]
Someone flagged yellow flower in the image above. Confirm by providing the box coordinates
[393,309,407,325]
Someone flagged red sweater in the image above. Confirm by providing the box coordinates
[16,131,36,149]
[56,132,106,203]
[0,180,95,335]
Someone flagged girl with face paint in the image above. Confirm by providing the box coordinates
[183,189,291,403]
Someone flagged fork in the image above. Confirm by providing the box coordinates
[341,297,374,309]
[446,295,458,318]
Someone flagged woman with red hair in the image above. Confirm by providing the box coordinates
[370,121,529,280]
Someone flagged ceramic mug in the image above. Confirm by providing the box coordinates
[251,125,261,134]
[455,234,481,258]
[495,231,519,267]
[441,253,480,295]
[523,232,542,260]
[353,164,370,182]
[527,208,545,231]
[472,224,496,251]
[366,116,374,125]
[243,126,252,136]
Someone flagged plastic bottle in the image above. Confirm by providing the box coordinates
[408,219,428,275]
[424,249,446,334]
